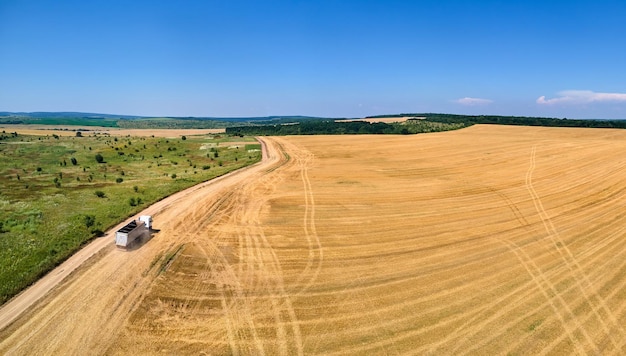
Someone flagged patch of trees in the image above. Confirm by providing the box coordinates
[226,120,398,135]
[226,119,467,136]
[117,118,232,129]
[0,132,19,141]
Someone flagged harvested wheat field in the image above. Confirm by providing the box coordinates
[2,124,626,355]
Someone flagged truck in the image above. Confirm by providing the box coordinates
[115,215,153,248]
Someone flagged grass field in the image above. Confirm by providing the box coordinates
[0,130,261,304]
[2,125,626,355]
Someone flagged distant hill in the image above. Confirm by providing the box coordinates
[0,112,328,121]
[0,112,333,129]
[2,112,625,130]
[0,112,143,119]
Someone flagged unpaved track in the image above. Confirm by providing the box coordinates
[2,125,626,355]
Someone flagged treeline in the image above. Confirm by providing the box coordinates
[368,113,626,129]
[117,118,232,129]
[226,120,467,136]
[116,116,326,129]
[227,121,394,135]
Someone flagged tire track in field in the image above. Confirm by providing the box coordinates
[228,137,303,355]
[235,193,290,355]
[465,238,589,355]
[499,231,626,356]
[418,168,626,355]
[219,139,293,355]
[255,142,305,355]
[482,190,625,355]
[241,205,302,352]
[531,245,626,355]
[442,179,600,354]
[208,137,293,354]
[281,139,324,296]
[526,145,624,350]
[323,223,626,355]
[429,191,585,354]
[328,233,626,356]
[447,146,621,354]
[197,243,264,356]
[255,216,305,356]
[132,189,253,354]
[305,259,399,355]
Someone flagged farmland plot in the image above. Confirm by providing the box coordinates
[2,125,626,355]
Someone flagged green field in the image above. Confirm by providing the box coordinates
[0,131,261,305]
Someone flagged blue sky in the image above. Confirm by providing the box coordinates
[1,0,626,119]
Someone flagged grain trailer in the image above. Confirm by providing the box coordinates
[115,215,152,248]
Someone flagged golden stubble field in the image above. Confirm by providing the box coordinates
[1,124,626,355]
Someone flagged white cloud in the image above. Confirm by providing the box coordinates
[537,90,626,105]
[455,97,493,106]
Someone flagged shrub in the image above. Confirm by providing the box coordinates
[95,153,104,163]
[95,191,106,198]
[116,177,123,184]
[84,215,96,228]
[70,157,78,165]
[171,174,177,179]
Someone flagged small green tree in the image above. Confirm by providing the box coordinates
[70,157,78,165]
[95,153,104,163]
